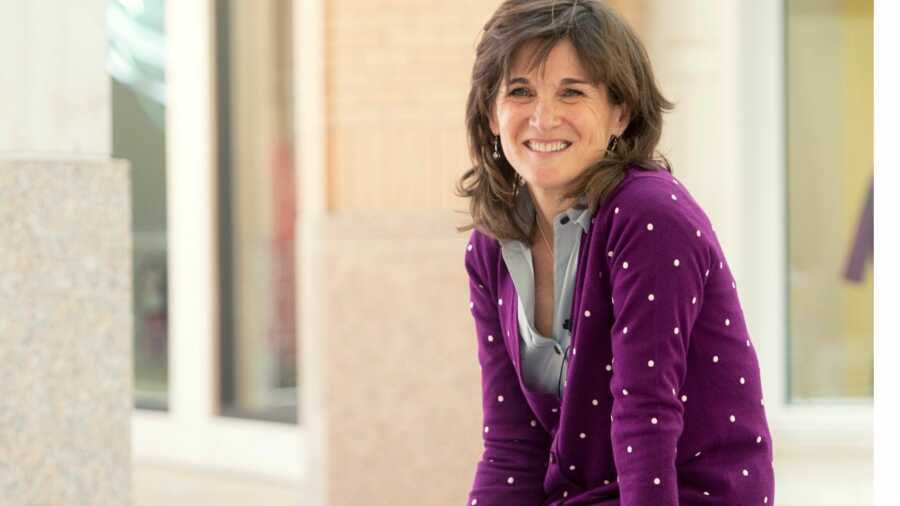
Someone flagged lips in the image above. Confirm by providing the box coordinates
[524,140,573,153]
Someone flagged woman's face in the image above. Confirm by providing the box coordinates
[490,38,629,193]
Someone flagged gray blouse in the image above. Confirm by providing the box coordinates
[499,187,591,399]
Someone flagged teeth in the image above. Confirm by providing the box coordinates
[528,141,570,153]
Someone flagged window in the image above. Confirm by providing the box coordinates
[786,0,873,401]
[109,0,169,411]
[215,0,298,423]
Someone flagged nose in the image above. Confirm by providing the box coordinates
[529,97,562,131]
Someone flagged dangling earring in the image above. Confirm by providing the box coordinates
[607,134,620,153]
[492,135,501,160]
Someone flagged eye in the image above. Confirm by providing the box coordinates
[508,87,531,97]
[562,88,584,97]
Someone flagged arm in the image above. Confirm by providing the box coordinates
[465,234,551,506]
[604,192,708,505]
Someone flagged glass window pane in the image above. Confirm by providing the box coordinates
[216,0,297,424]
[786,0,873,401]
[109,0,169,410]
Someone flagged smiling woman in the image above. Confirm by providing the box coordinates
[455,1,775,505]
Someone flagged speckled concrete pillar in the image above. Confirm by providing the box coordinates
[0,158,132,505]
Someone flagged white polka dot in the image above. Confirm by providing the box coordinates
[672,388,677,396]
[646,223,654,231]
[614,207,620,214]
[691,296,697,304]
[469,301,474,309]
[673,179,679,185]
[674,327,680,335]
[467,244,473,251]
[611,297,615,305]
[742,469,749,477]
[604,480,610,485]
[487,335,494,342]
[498,298,503,306]
[648,360,655,367]
[713,355,719,363]
[507,476,515,484]
[622,389,629,396]
[648,293,655,301]
[695,451,702,457]
[579,432,586,439]
[651,417,658,424]
[732,281,736,289]
[592,399,599,406]
[563,491,568,498]
[497,395,504,402]
[740,377,746,385]
[729,414,736,423]
[761,398,765,406]
[530,419,537,427]
[622,261,629,269]
[705,269,710,277]
[584,310,591,317]
[653,477,661,485]
[573,347,576,355]
[623,326,628,334]
[725,318,731,326]
[569,465,576,471]
[747,339,751,347]
[552,407,558,413]
[703,491,710,496]
[765,496,769,503]
[673,258,680,267]
[719,261,723,269]
[608,250,614,257]
[681,395,688,402]
[756,436,763,443]
[471,499,477,505]
[671,194,678,201]
[606,364,612,372]
[484,426,489,433]
[627,445,633,453]
[696,229,702,237]
[478,283,483,289]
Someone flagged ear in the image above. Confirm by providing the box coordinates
[613,102,631,136]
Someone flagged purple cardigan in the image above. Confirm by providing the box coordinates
[464,167,775,505]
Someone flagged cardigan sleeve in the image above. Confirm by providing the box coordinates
[604,190,709,506]
[464,233,551,506]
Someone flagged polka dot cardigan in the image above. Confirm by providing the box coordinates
[464,166,774,505]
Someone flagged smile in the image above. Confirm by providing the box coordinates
[525,140,572,153]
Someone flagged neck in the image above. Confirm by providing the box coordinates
[528,184,577,240]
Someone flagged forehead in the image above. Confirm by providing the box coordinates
[508,38,589,82]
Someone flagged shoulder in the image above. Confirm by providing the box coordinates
[603,167,712,235]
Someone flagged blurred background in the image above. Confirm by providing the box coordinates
[2,0,873,505]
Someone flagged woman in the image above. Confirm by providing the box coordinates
[455,1,774,505]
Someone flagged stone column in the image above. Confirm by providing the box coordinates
[0,1,132,504]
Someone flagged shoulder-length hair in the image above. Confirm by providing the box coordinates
[455,0,674,243]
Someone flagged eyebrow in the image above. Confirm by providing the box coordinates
[508,77,592,86]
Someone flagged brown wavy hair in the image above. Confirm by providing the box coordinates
[455,0,674,243]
